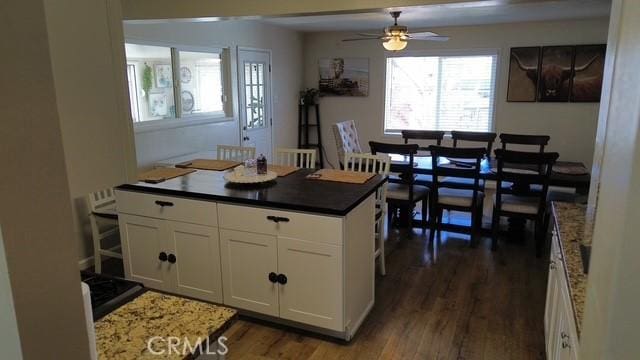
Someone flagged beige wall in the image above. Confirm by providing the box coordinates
[0,0,91,358]
[303,18,609,168]
[44,0,136,262]
[124,20,304,169]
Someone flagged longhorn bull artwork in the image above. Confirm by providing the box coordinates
[506,44,606,103]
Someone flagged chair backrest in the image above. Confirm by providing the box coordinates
[452,131,497,158]
[429,146,486,208]
[217,145,256,162]
[370,141,419,202]
[493,149,559,216]
[401,130,445,151]
[86,188,116,213]
[275,148,316,168]
[332,120,362,167]
[499,133,550,153]
[344,152,391,210]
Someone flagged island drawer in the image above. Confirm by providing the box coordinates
[217,203,343,245]
[115,190,218,227]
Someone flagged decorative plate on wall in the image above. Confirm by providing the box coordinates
[181,90,194,113]
[180,66,192,84]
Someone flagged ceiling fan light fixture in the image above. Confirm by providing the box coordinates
[383,36,407,51]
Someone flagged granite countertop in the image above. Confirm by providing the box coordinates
[117,169,385,216]
[95,291,237,360]
[552,202,591,335]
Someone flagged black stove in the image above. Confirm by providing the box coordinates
[81,272,146,320]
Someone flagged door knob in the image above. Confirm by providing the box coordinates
[268,272,278,283]
[158,252,168,262]
[167,254,177,264]
[277,274,288,285]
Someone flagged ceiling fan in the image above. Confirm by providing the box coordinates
[342,11,449,51]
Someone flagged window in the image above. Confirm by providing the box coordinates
[384,52,497,134]
[124,43,228,125]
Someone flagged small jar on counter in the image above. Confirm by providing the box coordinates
[256,154,267,175]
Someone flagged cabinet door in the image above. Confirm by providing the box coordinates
[220,229,279,316]
[166,221,223,303]
[118,214,169,290]
[277,236,343,331]
[545,242,560,356]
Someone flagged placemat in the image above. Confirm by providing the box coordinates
[138,167,195,183]
[553,163,589,175]
[307,169,374,184]
[268,164,300,177]
[176,159,241,171]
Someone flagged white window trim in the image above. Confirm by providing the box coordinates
[381,48,501,138]
[125,38,234,133]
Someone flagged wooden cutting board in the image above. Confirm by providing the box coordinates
[138,167,196,183]
[176,159,241,171]
[307,169,374,184]
[268,164,300,177]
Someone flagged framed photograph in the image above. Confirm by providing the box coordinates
[180,66,192,84]
[154,64,173,88]
[538,46,575,102]
[181,90,194,113]
[318,58,369,96]
[149,93,168,117]
[507,47,540,102]
[571,44,606,102]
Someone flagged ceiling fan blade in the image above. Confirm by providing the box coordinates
[410,35,450,42]
[341,37,383,42]
[408,31,440,38]
[357,32,384,37]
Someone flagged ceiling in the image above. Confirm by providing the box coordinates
[260,0,611,32]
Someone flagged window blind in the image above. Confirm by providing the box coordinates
[384,53,497,133]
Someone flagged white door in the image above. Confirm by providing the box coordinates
[277,236,343,331]
[166,221,223,303]
[219,229,279,316]
[118,214,170,291]
[238,48,272,160]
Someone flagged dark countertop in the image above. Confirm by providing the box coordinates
[116,169,386,216]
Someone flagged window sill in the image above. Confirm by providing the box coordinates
[133,115,234,134]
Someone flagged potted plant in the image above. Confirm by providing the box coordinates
[300,88,319,106]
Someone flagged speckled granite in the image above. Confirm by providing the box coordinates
[95,291,237,360]
[552,202,591,335]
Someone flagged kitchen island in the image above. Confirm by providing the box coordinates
[115,169,385,340]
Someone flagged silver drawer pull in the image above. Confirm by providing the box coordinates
[267,216,290,223]
[155,200,174,207]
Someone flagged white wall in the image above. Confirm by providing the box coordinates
[303,18,609,168]
[124,20,304,168]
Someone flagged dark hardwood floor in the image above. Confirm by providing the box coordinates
[94,213,548,360]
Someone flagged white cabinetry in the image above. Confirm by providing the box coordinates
[545,227,579,360]
[116,191,223,303]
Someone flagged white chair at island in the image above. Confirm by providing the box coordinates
[86,188,121,274]
[344,152,391,275]
[275,148,316,168]
[217,145,256,162]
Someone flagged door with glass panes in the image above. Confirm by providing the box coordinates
[238,48,272,160]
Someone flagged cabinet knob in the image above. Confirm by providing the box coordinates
[562,341,570,349]
[277,274,288,285]
[268,272,278,283]
[549,260,556,269]
[266,216,290,223]
[168,254,177,264]
[154,200,174,207]
[561,332,569,340]
[159,252,168,262]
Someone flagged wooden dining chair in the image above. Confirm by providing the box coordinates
[275,148,316,169]
[217,145,256,162]
[428,146,486,247]
[369,141,429,229]
[491,149,559,256]
[344,152,391,275]
[499,133,550,153]
[401,130,446,151]
[452,131,497,158]
[87,188,121,274]
[332,120,363,169]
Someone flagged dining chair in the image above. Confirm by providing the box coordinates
[452,131,497,158]
[491,149,559,257]
[428,146,486,247]
[369,141,429,229]
[332,120,363,169]
[401,130,446,151]
[275,148,316,168]
[344,152,391,275]
[499,133,550,153]
[86,188,121,274]
[217,145,256,162]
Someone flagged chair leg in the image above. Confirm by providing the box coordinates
[428,204,437,245]
[470,206,479,248]
[406,205,413,229]
[378,220,386,276]
[491,207,499,251]
[421,197,428,229]
[535,218,544,258]
[89,214,102,274]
